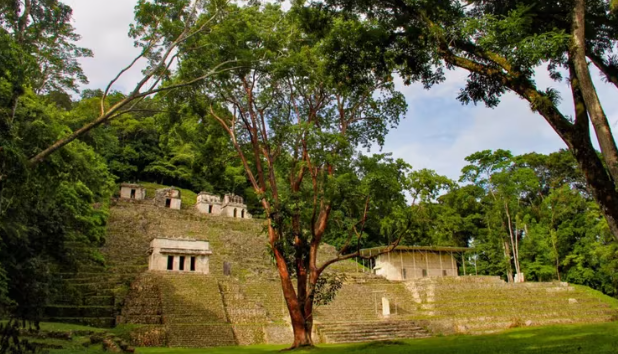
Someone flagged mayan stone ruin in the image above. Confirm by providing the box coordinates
[196,192,251,219]
[154,188,182,210]
[120,183,146,201]
[149,238,212,274]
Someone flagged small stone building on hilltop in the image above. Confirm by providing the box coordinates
[120,183,146,200]
[360,246,471,281]
[149,238,212,274]
[154,188,182,210]
[196,192,222,215]
[196,193,251,219]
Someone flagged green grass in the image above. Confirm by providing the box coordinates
[572,284,618,310]
[139,182,198,208]
[134,322,618,354]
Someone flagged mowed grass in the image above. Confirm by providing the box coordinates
[137,322,618,354]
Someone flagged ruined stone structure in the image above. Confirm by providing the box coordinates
[196,193,251,219]
[196,192,222,215]
[154,188,182,210]
[120,183,146,200]
[49,200,618,347]
[148,238,212,274]
[361,246,470,281]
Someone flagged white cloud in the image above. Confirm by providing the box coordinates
[64,1,618,181]
[65,0,144,93]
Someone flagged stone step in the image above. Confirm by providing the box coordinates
[317,320,431,344]
[327,332,431,343]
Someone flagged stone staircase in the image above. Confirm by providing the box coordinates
[42,197,618,347]
[317,320,430,343]
[407,276,618,335]
[314,275,418,322]
[155,273,237,347]
[117,273,163,325]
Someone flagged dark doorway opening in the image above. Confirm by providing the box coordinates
[443,270,448,276]
[130,189,136,199]
[233,209,237,218]
[422,269,428,277]
[167,256,174,270]
[241,210,245,218]
[190,257,196,271]
[179,256,185,271]
[165,199,171,208]
[208,205,213,214]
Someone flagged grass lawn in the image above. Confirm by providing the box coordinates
[136,322,618,354]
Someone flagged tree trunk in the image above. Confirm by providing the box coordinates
[290,315,313,348]
[566,61,618,240]
[503,241,514,283]
[268,224,314,349]
[571,0,618,182]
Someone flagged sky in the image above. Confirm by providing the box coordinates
[63,0,618,181]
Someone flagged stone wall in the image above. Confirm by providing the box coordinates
[375,251,458,281]
[196,192,222,215]
[120,184,146,200]
[148,238,211,274]
[196,192,251,219]
[154,188,181,210]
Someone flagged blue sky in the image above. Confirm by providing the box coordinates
[64,0,618,181]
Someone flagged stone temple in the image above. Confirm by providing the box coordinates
[196,193,251,219]
[154,188,182,210]
[120,183,146,200]
[148,238,212,274]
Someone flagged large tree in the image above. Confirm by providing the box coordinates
[25,0,239,166]
[316,0,618,241]
[0,0,92,93]
[177,4,412,347]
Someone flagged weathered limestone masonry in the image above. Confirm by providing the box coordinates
[49,198,618,347]
[154,188,181,210]
[148,238,212,274]
[405,276,618,335]
[196,192,252,219]
[120,183,147,200]
[196,193,223,215]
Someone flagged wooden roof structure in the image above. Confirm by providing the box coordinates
[359,245,472,257]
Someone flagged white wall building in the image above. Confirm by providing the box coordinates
[360,246,470,281]
[120,183,146,200]
[149,238,212,274]
[196,192,223,215]
[196,193,251,219]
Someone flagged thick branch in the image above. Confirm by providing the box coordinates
[571,0,618,182]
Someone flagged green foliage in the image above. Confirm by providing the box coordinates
[0,0,93,93]
[0,90,114,320]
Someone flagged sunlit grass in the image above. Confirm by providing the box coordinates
[134,322,618,354]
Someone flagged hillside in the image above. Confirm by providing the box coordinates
[44,187,618,348]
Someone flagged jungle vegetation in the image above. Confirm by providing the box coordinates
[1,0,618,349]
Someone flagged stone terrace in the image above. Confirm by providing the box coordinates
[406,276,618,335]
[45,198,618,347]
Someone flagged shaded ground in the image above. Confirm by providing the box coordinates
[134,321,618,354]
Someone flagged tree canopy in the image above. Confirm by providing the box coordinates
[2,0,618,350]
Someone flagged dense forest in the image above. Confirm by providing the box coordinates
[2,0,618,348]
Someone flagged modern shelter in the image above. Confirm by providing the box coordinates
[120,183,146,200]
[148,238,212,274]
[360,246,471,281]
